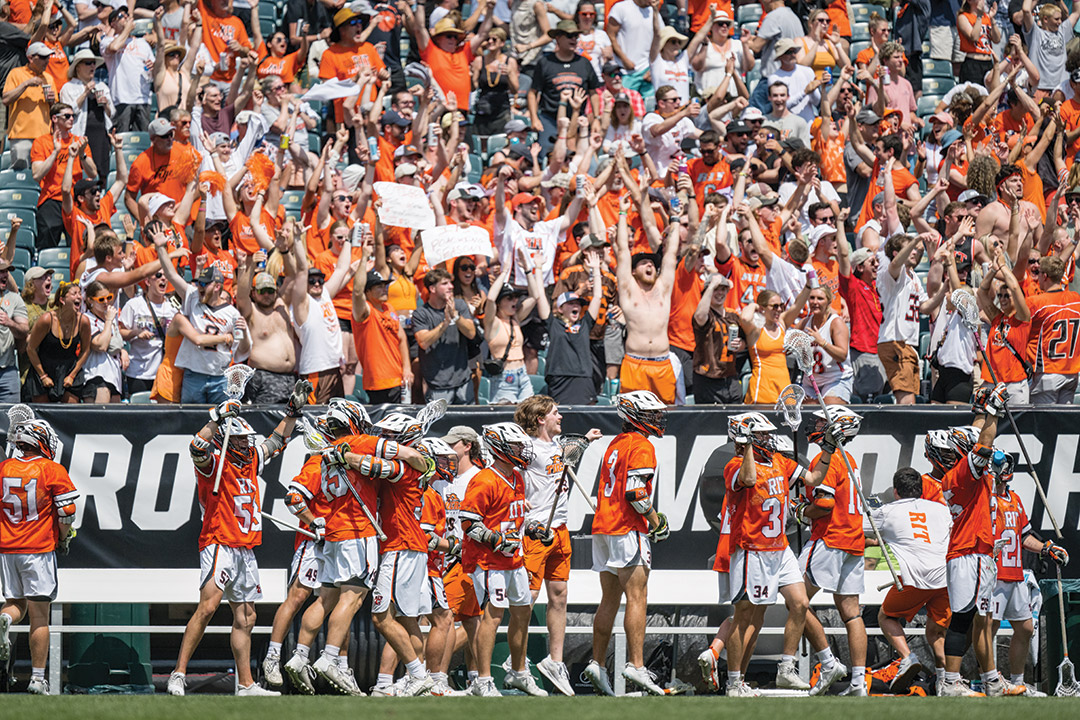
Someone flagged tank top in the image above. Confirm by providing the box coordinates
[804,312,852,387]
[958,12,992,57]
[511,0,543,68]
[475,53,512,116]
[386,272,417,313]
[293,290,344,375]
[746,324,788,403]
[488,315,525,367]
[152,331,184,402]
[799,37,838,81]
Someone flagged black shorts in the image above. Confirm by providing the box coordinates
[930,365,974,404]
[367,386,403,404]
[693,374,743,404]
[546,375,596,405]
[243,368,299,404]
[338,317,352,333]
[81,376,120,401]
[126,376,155,396]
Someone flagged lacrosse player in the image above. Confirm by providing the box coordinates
[460,422,550,697]
[167,381,308,697]
[798,407,869,696]
[0,419,78,695]
[721,411,833,697]
[584,391,671,697]
[990,451,1069,696]
[514,395,602,696]
[867,467,953,694]
[699,491,734,693]
[921,430,952,504]
[939,383,1024,696]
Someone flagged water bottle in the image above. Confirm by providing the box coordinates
[367,136,380,161]
[401,379,411,403]
[727,322,740,352]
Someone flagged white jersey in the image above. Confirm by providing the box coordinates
[928,304,976,373]
[523,437,568,529]
[498,217,563,287]
[83,312,123,390]
[803,312,852,386]
[174,286,242,376]
[876,263,928,346]
[867,497,952,590]
[293,289,344,375]
[120,295,178,380]
[766,255,809,309]
[436,465,481,542]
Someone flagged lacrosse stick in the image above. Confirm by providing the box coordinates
[1054,564,1080,696]
[5,404,35,456]
[415,398,447,436]
[776,384,806,550]
[212,364,256,496]
[952,289,1063,539]
[546,434,593,529]
[260,511,318,540]
[301,418,387,541]
[785,328,903,591]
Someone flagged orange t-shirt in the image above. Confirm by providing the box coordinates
[981,313,1031,384]
[200,0,252,82]
[135,220,189,290]
[31,133,83,206]
[941,452,994,560]
[257,48,302,84]
[921,473,945,505]
[127,145,190,204]
[1018,158,1046,217]
[461,466,527,571]
[687,0,732,32]
[857,161,918,228]
[194,451,262,550]
[420,41,475,111]
[421,486,447,576]
[44,38,68,92]
[811,119,846,184]
[715,254,766,310]
[812,257,843,312]
[315,245,364,320]
[724,452,802,552]
[318,42,385,122]
[957,11,992,57]
[1026,289,1080,374]
[229,208,277,256]
[352,302,404,391]
[807,451,865,554]
[0,456,78,554]
[1060,98,1080,167]
[379,463,428,553]
[64,192,117,276]
[668,263,703,352]
[374,134,399,184]
[825,0,851,37]
[593,431,654,536]
[994,489,1029,582]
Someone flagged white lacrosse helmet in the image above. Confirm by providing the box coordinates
[728,412,778,454]
[616,390,668,437]
[924,429,959,471]
[373,412,424,446]
[482,422,535,469]
[416,436,458,480]
[947,425,980,456]
[774,434,794,456]
[806,406,863,446]
[326,398,372,436]
[10,419,59,460]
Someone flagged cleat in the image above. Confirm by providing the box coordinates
[726,680,760,697]
[698,648,720,692]
[809,663,847,696]
[984,674,1026,697]
[504,670,548,696]
[370,683,396,697]
[537,656,575,696]
[940,679,985,697]
[890,655,923,694]
[584,660,616,696]
[776,659,811,690]
[400,674,434,697]
[935,677,945,697]
[340,667,364,696]
[262,657,283,687]
[167,671,186,697]
[430,679,466,696]
[283,654,315,695]
[0,613,10,663]
[839,684,868,696]
[470,677,501,697]
[313,655,362,696]
[622,664,665,695]
[1023,683,1047,697]
[237,683,280,696]
[27,677,49,695]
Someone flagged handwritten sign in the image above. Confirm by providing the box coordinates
[421,225,494,267]
[373,182,436,230]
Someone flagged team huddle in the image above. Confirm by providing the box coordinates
[0,384,1072,697]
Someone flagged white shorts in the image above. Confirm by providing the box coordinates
[716,571,732,605]
[800,540,865,596]
[372,550,430,617]
[318,536,379,589]
[290,540,320,590]
[992,579,1033,622]
[200,545,262,603]
[804,373,852,403]
[428,575,449,611]
[591,532,652,574]
[730,546,803,606]
[471,566,532,609]
[0,552,58,601]
[946,553,996,614]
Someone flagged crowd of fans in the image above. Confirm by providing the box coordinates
[0,0,1078,407]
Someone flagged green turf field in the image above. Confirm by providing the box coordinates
[2,695,1080,720]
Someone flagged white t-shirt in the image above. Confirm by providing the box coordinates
[929,304,976,373]
[120,295,178,380]
[576,30,612,80]
[768,65,818,124]
[83,312,123,390]
[642,112,698,176]
[436,465,482,541]
[877,263,928,346]
[175,286,242,376]
[650,53,690,102]
[602,118,642,155]
[867,497,952,590]
[777,180,840,233]
[293,289,344,374]
[499,216,564,286]
[523,436,568,528]
[765,254,809,308]
[607,0,654,71]
[104,36,153,106]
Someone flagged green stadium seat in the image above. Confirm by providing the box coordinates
[467,153,482,184]
[8,227,35,251]
[9,268,23,288]
[119,131,150,151]
[0,151,12,170]
[736,4,761,24]
[0,209,36,233]
[12,247,31,270]
[849,41,870,62]
[922,77,954,96]
[281,189,305,211]
[0,188,39,208]
[850,22,869,42]
[536,355,545,376]
[478,376,490,404]
[485,134,509,159]
[922,58,952,78]
[850,4,875,23]
[0,169,40,190]
[917,96,943,117]
[38,248,70,269]
[50,268,70,284]
[259,16,277,38]
[529,374,547,395]
[596,395,612,405]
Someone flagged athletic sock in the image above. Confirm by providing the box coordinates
[727,670,741,686]
[851,667,866,688]
[335,655,349,671]
[431,672,448,684]
[31,667,45,679]
[814,647,837,669]
[266,641,282,660]
[945,671,961,683]
[378,673,394,686]
[468,670,478,683]
[295,644,310,661]
[936,667,945,683]
[406,658,426,678]
[781,654,796,665]
[1010,673,1024,685]
[980,671,997,684]
[321,644,340,662]
[478,675,493,685]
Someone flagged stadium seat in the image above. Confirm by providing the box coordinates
[38,248,70,269]
[259,16,277,38]
[485,134,509,159]
[0,209,36,233]
[12,247,31,270]
[478,376,490,404]
[467,153,482,184]
[922,77,954,96]
[736,4,761,24]
[0,151,12,170]
[596,395,612,405]
[849,41,870,62]
[130,391,154,404]
[280,189,305,211]
[308,134,321,153]
[119,131,150,151]
[123,149,143,168]
[0,188,39,208]
[50,268,70,284]
[0,169,40,190]
[850,22,869,42]
[536,355,545,376]
[916,96,942,117]
[873,392,896,404]
[850,4,874,23]
[9,268,23,288]
[529,374,547,395]
[7,227,35,251]
[922,58,952,78]
[132,18,153,36]
[644,95,656,113]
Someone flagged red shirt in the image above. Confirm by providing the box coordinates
[838,272,882,354]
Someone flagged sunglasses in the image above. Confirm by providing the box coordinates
[766,302,783,309]
[256,287,276,294]
[91,293,115,303]
[996,291,1011,300]
[458,264,476,272]
[153,271,165,278]
[55,113,74,120]
[333,195,349,202]
[308,276,325,285]
[579,10,596,16]
[818,215,836,223]
[345,17,364,25]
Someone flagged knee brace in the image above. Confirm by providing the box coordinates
[945,608,975,657]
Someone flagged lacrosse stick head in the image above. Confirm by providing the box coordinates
[415,398,447,435]
[300,415,334,453]
[775,384,805,431]
[783,328,814,374]
[6,403,36,455]
[223,364,256,401]
[556,434,590,472]
[951,289,980,334]
[1057,658,1080,697]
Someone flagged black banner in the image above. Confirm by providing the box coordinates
[12,405,1080,579]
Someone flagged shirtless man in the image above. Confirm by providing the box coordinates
[236,250,299,404]
[612,161,682,405]
[975,165,1042,253]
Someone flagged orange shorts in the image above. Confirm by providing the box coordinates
[881,585,952,627]
[523,525,572,591]
[619,352,683,405]
[443,561,481,620]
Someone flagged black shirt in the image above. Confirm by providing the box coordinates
[529,51,599,118]
[412,298,475,390]
[366,3,402,70]
[544,311,595,379]
[282,0,332,52]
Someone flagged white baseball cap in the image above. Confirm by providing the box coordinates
[145,192,175,218]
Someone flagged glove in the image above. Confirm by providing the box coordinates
[1043,540,1070,567]
[493,531,521,556]
[986,383,1010,417]
[322,444,350,467]
[311,517,326,543]
[971,385,991,416]
[446,535,462,559]
[210,399,240,423]
[286,379,314,418]
[732,432,750,446]
[793,499,811,526]
[820,426,840,456]
[57,528,76,556]
[649,512,670,543]
[524,520,554,546]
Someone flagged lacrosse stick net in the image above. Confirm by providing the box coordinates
[783,328,814,374]
[1056,564,1080,696]
[547,434,597,526]
[951,289,980,334]
[6,404,36,456]
[775,384,805,431]
[415,398,448,436]
[212,364,256,495]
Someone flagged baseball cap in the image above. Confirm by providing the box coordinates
[365,270,390,288]
[740,107,765,122]
[496,284,526,301]
[148,117,174,137]
[341,163,365,192]
[747,194,779,210]
[541,173,572,189]
[849,248,875,267]
[253,272,276,291]
[23,266,49,284]
[394,163,418,179]
[235,110,254,125]
[197,267,224,285]
[959,189,989,204]
[73,178,102,197]
[556,291,586,306]
[631,252,661,270]
[929,112,954,127]
[940,129,963,149]
[441,425,479,445]
[27,42,53,58]
[394,144,421,159]
[307,268,327,283]
[511,192,542,209]
[807,223,838,247]
[333,6,362,26]
[506,118,527,133]
[775,38,799,56]
[507,143,530,160]
[578,233,609,250]
[380,109,411,127]
[613,92,632,104]
[714,9,733,21]
[208,131,231,147]
[601,61,623,77]
[725,120,752,135]
[855,108,881,125]
[145,192,175,217]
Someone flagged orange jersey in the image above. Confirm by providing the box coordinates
[0,456,78,554]
[715,255,766,311]
[257,50,302,84]
[421,486,447,576]
[941,453,995,560]
[921,473,945,505]
[1061,98,1080,166]
[994,489,1030,582]
[982,313,1031,384]
[318,42,385,122]
[31,133,84,206]
[711,492,733,573]
[461,466,528,571]
[724,453,803,552]
[288,455,330,550]
[229,208,277,256]
[593,431,655,536]
[200,1,252,82]
[317,434,400,541]
[315,246,364,320]
[806,451,865,554]
[65,192,117,276]
[378,462,427,553]
[194,448,264,551]
[688,156,733,212]
[1026,289,1080,375]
